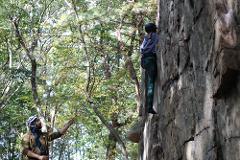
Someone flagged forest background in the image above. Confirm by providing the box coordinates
[0,0,157,159]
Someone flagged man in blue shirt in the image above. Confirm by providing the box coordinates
[140,23,159,114]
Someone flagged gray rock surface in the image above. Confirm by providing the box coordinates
[140,0,240,160]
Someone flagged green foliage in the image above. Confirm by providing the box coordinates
[0,0,157,159]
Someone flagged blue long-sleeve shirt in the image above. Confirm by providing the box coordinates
[140,32,159,55]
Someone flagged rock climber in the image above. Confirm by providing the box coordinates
[140,22,159,114]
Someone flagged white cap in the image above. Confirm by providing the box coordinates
[27,115,38,127]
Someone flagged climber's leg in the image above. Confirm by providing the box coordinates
[144,56,157,114]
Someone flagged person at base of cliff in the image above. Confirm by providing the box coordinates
[21,115,75,160]
[140,22,159,114]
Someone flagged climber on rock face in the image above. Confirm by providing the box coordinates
[140,22,159,114]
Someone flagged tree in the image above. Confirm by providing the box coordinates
[0,0,157,159]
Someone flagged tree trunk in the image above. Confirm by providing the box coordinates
[88,101,129,160]
[106,116,118,160]
[102,51,118,160]
[31,58,41,110]
[140,0,240,160]
[49,106,57,160]
[12,17,42,114]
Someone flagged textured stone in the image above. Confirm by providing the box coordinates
[213,48,240,98]
[139,0,240,160]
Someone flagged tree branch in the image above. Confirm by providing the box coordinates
[87,99,129,160]
[11,17,33,60]
[0,83,23,111]
[11,16,41,113]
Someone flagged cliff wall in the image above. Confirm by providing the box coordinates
[140,0,240,160]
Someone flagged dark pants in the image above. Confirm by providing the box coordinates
[141,55,157,112]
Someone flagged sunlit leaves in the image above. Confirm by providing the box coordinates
[0,0,157,159]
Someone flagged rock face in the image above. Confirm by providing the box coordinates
[140,0,240,160]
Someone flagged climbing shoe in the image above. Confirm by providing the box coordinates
[148,108,157,114]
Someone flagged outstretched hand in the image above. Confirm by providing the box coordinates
[59,117,76,135]
[39,155,48,160]
[68,117,75,126]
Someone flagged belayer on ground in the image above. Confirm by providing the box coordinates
[21,115,75,160]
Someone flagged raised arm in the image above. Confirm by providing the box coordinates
[59,118,75,135]
[48,117,75,141]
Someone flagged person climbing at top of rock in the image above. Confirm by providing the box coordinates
[140,22,159,114]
